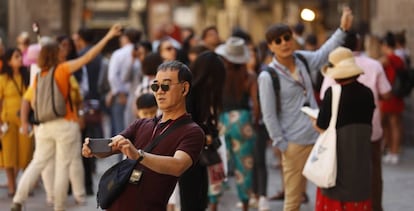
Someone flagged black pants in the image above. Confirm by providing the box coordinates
[179,162,208,211]
[82,123,103,194]
[252,124,269,196]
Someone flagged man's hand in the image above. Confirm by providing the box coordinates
[105,23,123,40]
[340,6,353,32]
[82,138,94,158]
[109,135,139,160]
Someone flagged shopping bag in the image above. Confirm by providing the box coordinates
[302,127,337,188]
[302,85,341,188]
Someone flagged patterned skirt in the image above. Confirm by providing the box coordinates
[315,188,372,211]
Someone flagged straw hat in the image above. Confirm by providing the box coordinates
[215,37,250,64]
[321,47,363,79]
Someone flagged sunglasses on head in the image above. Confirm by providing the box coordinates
[150,82,182,92]
[274,34,292,45]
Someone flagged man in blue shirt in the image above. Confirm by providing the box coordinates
[258,7,353,211]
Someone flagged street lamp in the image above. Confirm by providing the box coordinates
[300,8,315,22]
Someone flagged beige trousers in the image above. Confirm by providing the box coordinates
[282,142,313,211]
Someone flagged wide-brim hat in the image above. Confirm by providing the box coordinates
[215,37,250,64]
[321,46,363,79]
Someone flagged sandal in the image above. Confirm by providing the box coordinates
[8,192,15,198]
[269,191,285,201]
[302,192,309,204]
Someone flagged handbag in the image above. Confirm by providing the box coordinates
[97,117,193,209]
[83,99,102,125]
[302,85,341,188]
[199,137,222,166]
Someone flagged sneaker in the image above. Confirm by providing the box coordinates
[269,191,285,201]
[46,199,53,207]
[302,192,309,204]
[75,199,87,206]
[10,203,22,211]
[389,154,400,165]
[383,154,392,164]
[235,197,258,209]
[383,153,400,165]
[258,196,270,211]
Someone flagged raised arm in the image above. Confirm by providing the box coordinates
[297,7,354,70]
[67,24,122,73]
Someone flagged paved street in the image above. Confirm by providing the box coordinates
[0,145,413,211]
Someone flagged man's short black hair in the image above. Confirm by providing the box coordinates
[381,32,396,48]
[136,93,157,109]
[232,27,252,44]
[139,40,152,52]
[77,28,95,44]
[123,28,142,43]
[293,22,305,35]
[157,60,192,89]
[201,26,218,40]
[305,34,318,46]
[265,24,292,44]
[343,31,359,51]
[142,52,163,76]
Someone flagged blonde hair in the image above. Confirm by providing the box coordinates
[364,34,382,60]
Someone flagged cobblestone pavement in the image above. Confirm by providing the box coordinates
[0,145,413,211]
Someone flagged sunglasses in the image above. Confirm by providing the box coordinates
[150,82,182,92]
[274,34,292,45]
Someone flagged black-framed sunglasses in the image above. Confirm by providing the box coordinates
[274,34,292,45]
[150,82,183,92]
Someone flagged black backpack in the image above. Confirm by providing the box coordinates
[392,67,414,98]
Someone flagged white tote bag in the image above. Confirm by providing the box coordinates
[302,85,341,188]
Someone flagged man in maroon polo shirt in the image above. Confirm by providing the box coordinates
[82,61,205,211]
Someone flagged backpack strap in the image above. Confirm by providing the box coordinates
[264,66,281,115]
[295,53,311,75]
[50,67,60,116]
[50,67,73,117]
[263,55,309,115]
[295,52,325,92]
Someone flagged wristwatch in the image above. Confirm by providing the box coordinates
[137,149,145,162]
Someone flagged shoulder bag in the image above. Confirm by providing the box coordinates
[302,85,341,188]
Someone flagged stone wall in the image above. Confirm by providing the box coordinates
[8,0,66,45]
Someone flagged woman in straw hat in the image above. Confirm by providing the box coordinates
[314,47,375,210]
[215,37,260,211]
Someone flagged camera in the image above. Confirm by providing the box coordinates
[88,138,112,153]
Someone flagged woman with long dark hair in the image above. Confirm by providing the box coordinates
[215,37,260,211]
[0,48,33,197]
[179,51,226,211]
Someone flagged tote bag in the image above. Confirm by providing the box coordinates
[302,85,341,188]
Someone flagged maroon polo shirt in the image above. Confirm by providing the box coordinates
[108,114,204,211]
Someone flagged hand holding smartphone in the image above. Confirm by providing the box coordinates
[88,138,112,153]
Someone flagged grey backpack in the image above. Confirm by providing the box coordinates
[34,67,70,123]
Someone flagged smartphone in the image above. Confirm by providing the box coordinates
[88,138,112,153]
